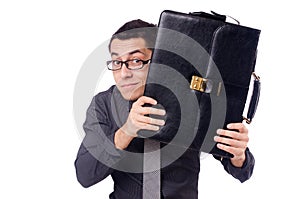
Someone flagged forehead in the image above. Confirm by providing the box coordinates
[110,38,147,57]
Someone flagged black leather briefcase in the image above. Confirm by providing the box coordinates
[139,10,261,158]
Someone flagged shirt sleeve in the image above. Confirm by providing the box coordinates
[74,96,122,188]
[214,147,255,183]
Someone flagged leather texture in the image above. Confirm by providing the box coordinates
[140,10,261,158]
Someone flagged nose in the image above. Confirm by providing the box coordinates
[120,63,133,79]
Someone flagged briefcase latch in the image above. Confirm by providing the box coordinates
[190,75,208,92]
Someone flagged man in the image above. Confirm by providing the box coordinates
[75,19,255,199]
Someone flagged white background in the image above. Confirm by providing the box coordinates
[1,0,299,198]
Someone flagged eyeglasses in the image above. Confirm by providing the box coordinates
[106,59,151,71]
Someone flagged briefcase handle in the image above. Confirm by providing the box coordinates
[243,72,261,124]
[189,11,240,25]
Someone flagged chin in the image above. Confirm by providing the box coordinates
[122,92,142,101]
[121,89,144,101]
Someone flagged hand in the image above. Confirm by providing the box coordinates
[122,96,166,136]
[115,96,166,149]
[214,123,249,167]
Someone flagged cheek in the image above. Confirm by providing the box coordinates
[137,66,149,82]
[112,72,120,83]
[136,73,147,83]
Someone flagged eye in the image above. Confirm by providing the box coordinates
[132,59,141,64]
[112,60,121,66]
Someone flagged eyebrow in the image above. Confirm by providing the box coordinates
[111,49,145,57]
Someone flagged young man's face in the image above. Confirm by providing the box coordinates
[110,38,152,101]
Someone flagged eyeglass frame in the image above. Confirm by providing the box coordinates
[106,59,151,71]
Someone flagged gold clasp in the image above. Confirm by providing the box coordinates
[190,75,207,92]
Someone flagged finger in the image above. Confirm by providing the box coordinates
[137,115,165,126]
[142,106,166,116]
[216,129,245,140]
[134,96,157,106]
[214,135,246,149]
[216,143,245,157]
[132,106,166,116]
[227,123,248,134]
[139,123,160,131]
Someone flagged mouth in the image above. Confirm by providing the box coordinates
[120,82,139,88]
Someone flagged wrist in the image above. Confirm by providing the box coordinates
[114,128,135,150]
[230,153,246,168]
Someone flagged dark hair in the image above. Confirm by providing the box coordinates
[108,19,157,52]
